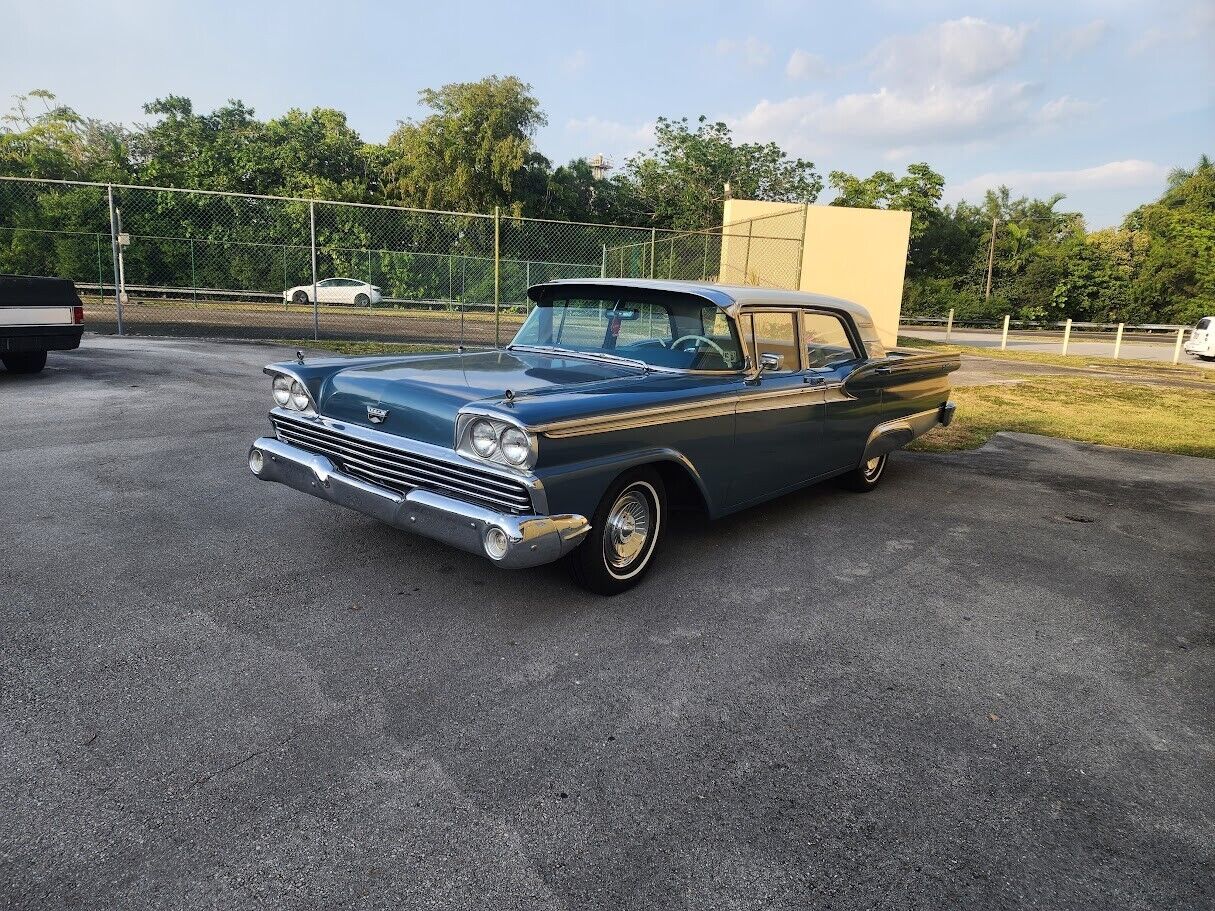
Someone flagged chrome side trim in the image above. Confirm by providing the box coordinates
[533,382,832,439]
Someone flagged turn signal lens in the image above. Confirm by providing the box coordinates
[289,381,311,411]
[272,375,292,406]
[484,526,510,560]
[471,419,498,457]
[499,427,530,465]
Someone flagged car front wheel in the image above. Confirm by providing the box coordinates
[291,290,309,304]
[569,468,666,595]
[354,293,370,307]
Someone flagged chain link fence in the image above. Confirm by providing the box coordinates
[603,205,807,290]
[0,177,808,348]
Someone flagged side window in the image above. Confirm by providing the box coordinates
[748,312,799,373]
[802,311,859,368]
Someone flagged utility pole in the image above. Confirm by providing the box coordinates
[984,215,997,303]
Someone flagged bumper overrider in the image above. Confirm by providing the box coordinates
[248,436,590,568]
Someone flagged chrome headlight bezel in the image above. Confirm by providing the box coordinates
[455,410,537,472]
[265,367,317,414]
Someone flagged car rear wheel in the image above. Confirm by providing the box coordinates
[354,292,370,307]
[569,467,666,595]
[2,351,48,374]
[841,453,888,492]
[291,290,309,304]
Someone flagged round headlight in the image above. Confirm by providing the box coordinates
[289,381,311,411]
[272,375,292,406]
[471,419,499,457]
[499,426,531,466]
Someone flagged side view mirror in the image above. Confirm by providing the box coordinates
[760,352,784,371]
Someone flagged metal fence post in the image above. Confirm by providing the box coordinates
[945,308,954,342]
[668,236,675,279]
[493,206,501,348]
[793,204,809,290]
[649,228,656,278]
[742,221,753,284]
[1172,327,1185,364]
[309,200,319,341]
[601,245,607,278]
[189,238,198,304]
[95,233,103,301]
[1000,314,1010,350]
[702,232,710,281]
[107,185,124,335]
[1061,318,1072,355]
[1113,322,1124,359]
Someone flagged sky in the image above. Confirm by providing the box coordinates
[2,0,1212,228]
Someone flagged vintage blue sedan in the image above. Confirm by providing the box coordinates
[248,279,959,593]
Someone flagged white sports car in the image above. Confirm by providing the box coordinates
[284,278,383,307]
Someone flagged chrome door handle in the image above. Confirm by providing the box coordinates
[874,365,893,375]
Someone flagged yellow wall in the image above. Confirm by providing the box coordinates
[721,200,911,348]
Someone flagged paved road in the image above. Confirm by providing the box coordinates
[903,327,1214,370]
[3,338,1213,910]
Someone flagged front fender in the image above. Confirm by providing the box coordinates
[534,447,715,519]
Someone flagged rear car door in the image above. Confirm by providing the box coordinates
[801,309,880,475]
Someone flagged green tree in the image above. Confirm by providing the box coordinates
[382,75,546,214]
[624,116,821,230]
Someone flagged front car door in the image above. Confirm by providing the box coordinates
[729,309,827,507]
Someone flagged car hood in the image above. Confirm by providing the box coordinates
[318,349,649,445]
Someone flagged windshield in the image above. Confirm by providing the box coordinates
[510,291,744,371]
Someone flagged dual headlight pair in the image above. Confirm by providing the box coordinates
[466,417,533,468]
[271,374,313,412]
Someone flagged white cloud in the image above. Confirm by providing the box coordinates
[1128,26,1168,56]
[785,49,830,80]
[560,49,589,75]
[869,17,1032,86]
[733,82,1037,149]
[1053,19,1108,59]
[1037,95,1099,124]
[714,36,772,68]
[951,160,1168,199]
[564,116,655,156]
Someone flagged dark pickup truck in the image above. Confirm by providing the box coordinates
[1,275,85,373]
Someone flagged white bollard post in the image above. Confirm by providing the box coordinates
[1172,327,1185,364]
[1000,314,1010,350]
[1061,318,1072,355]
[1113,323,1124,359]
[945,308,954,343]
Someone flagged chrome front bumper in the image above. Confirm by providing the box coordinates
[248,437,590,568]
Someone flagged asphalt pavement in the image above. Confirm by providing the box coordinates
[2,336,1212,910]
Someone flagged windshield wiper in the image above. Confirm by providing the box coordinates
[507,344,651,373]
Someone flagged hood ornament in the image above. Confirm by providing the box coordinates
[503,388,515,405]
[296,349,305,365]
[366,405,389,424]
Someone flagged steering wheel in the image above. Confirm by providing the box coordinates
[671,334,732,366]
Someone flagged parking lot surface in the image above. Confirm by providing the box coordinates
[3,336,1213,910]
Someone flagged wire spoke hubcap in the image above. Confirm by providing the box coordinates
[864,456,884,480]
[604,490,651,569]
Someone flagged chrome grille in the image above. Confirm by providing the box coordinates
[271,412,533,513]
